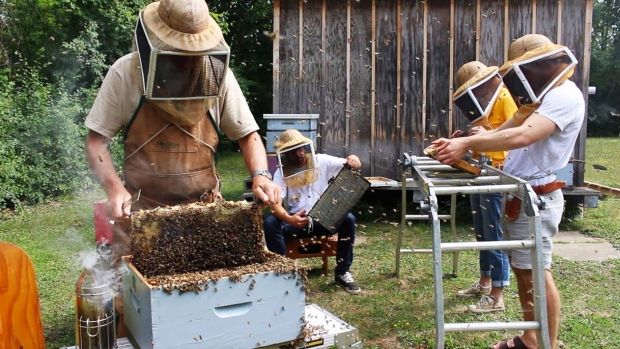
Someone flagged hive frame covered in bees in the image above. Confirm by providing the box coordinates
[307,166,370,233]
[129,201,267,277]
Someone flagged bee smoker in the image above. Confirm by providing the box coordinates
[75,269,117,349]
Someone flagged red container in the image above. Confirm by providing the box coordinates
[93,201,113,244]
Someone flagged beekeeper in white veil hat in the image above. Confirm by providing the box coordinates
[499,34,578,125]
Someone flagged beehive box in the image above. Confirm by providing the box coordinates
[122,254,307,349]
[298,304,362,348]
[67,303,361,349]
[264,114,319,153]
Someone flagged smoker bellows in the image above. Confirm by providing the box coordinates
[130,200,266,277]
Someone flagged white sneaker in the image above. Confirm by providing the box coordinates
[335,272,361,295]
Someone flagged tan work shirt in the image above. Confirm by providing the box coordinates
[85,53,259,140]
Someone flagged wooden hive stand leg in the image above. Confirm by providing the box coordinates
[322,255,329,276]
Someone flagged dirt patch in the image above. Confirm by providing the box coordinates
[355,236,368,245]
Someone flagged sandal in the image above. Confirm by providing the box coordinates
[492,335,529,349]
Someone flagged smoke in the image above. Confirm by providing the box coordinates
[74,240,124,346]
[70,224,129,314]
[77,244,119,309]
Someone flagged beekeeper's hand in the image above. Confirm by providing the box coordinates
[431,137,469,166]
[253,175,281,205]
[288,210,309,229]
[107,189,132,221]
[345,155,362,169]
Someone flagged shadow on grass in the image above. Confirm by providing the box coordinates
[45,315,75,349]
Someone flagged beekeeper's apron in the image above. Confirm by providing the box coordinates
[123,100,220,209]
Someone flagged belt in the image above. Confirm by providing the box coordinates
[532,181,565,195]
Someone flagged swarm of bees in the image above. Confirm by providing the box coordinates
[130,200,268,277]
[138,252,308,294]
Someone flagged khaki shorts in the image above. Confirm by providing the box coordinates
[502,189,564,270]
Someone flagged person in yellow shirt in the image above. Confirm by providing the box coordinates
[451,61,517,313]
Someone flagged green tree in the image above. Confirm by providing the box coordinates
[588,0,620,136]
[0,61,93,208]
[209,0,274,131]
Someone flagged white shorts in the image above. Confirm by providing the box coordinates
[502,189,564,270]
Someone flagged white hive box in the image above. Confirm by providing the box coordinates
[122,257,306,349]
[287,303,362,349]
[263,114,319,153]
[64,304,362,349]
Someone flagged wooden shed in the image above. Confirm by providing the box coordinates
[271,0,593,185]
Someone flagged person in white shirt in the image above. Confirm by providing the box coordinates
[263,129,362,295]
[432,34,585,349]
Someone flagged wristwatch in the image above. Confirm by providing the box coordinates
[251,169,273,180]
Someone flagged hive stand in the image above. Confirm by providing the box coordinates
[396,154,551,349]
[285,235,338,275]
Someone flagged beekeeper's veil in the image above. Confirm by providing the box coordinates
[499,34,577,125]
[134,0,230,125]
[275,129,319,188]
[453,61,503,129]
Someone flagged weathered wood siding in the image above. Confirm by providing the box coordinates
[322,0,348,157]
[400,0,425,154]
[348,0,373,175]
[452,0,477,133]
[273,0,593,182]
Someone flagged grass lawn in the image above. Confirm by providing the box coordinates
[1,138,619,349]
[584,137,620,188]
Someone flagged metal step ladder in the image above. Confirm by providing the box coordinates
[395,153,551,349]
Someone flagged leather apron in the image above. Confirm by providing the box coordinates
[123,101,220,208]
[112,101,220,273]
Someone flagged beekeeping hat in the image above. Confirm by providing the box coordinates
[499,34,577,106]
[133,0,231,125]
[141,0,224,52]
[453,61,503,126]
[274,129,314,152]
[275,130,319,188]
[135,0,230,99]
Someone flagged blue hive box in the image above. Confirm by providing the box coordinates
[122,255,306,349]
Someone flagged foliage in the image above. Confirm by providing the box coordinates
[57,0,150,67]
[209,0,275,130]
[0,62,93,208]
[587,0,620,136]
[0,0,149,86]
[56,21,109,91]
[0,0,60,73]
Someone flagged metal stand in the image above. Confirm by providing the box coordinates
[396,154,551,349]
